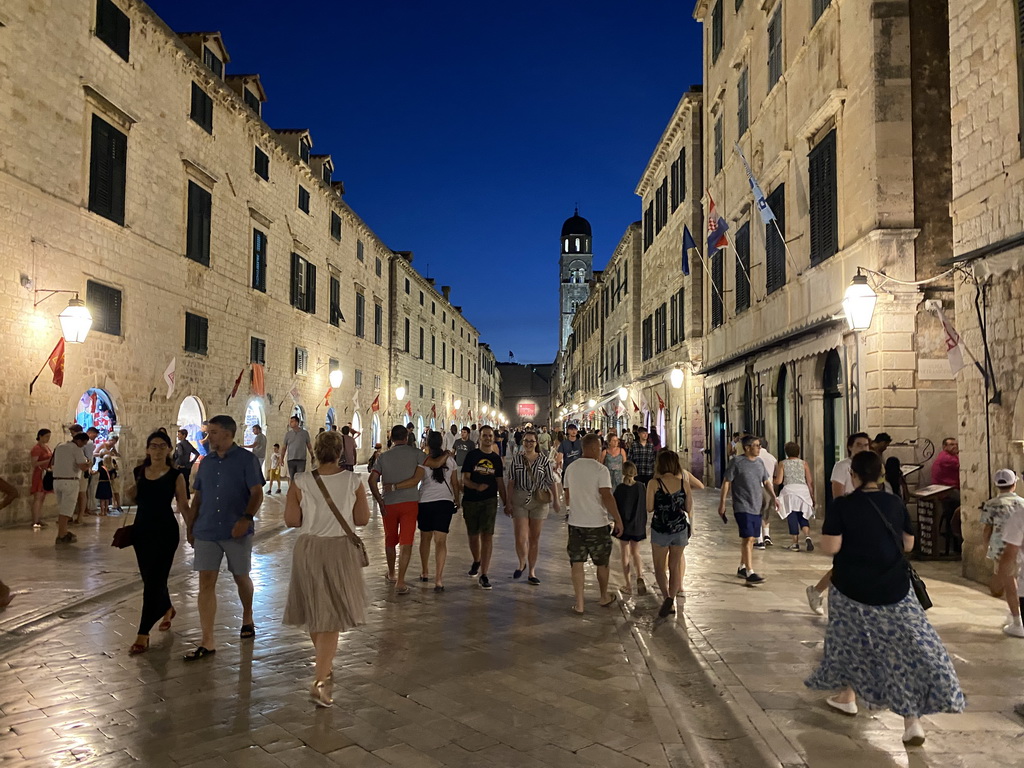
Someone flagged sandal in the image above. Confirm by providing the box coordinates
[571,606,585,615]
[240,624,256,639]
[419,576,430,583]
[599,595,617,608]
[183,646,216,661]
[395,585,411,595]
[158,607,176,632]
[129,640,149,656]
[434,585,445,592]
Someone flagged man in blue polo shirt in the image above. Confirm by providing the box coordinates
[183,414,264,661]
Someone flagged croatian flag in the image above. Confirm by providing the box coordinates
[706,192,729,257]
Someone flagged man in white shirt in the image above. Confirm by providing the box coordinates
[998,498,1024,638]
[53,432,90,544]
[563,434,624,613]
[755,440,779,549]
[443,424,459,453]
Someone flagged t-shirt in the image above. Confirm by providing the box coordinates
[283,428,311,461]
[271,454,282,470]
[823,489,913,605]
[341,434,357,466]
[998,506,1024,592]
[558,438,583,471]
[724,456,769,515]
[931,451,961,488]
[250,433,267,461]
[981,493,1024,560]
[453,438,475,468]
[373,444,423,505]
[53,441,87,477]
[758,450,778,486]
[419,457,458,504]
[614,482,647,539]
[192,445,265,541]
[564,458,613,528]
[443,431,458,452]
[295,471,361,538]
[830,458,855,495]
[461,449,504,502]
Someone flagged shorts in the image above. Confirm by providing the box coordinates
[567,524,612,566]
[53,478,79,517]
[463,497,498,536]
[78,475,89,493]
[760,487,773,521]
[787,510,810,535]
[269,468,281,481]
[287,459,306,478]
[193,535,253,575]
[651,528,690,547]
[418,500,455,533]
[511,488,550,520]
[383,501,419,547]
[735,512,761,539]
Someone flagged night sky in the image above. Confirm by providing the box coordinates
[148,0,703,363]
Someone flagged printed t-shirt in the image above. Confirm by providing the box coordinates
[999,506,1024,592]
[558,439,583,471]
[461,449,503,502]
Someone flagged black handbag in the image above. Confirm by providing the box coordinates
[866,496,932,610]
[111,507,134,549]
[42,452,54,492]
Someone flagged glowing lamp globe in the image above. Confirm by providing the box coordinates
[843,274,877,331]
[395,386,406,400]
[617,387,628,401]
[329,369,343,388]
[670,368,684,389]
[58,297,92,344]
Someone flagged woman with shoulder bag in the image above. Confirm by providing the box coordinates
[508,431,559,584]
[127,431,189,655]
[805,450,964,746]
[30,429,54,529]
[646,450,692,618]
[283,430,370,708]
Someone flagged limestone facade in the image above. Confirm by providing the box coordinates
[478,345,502,425]
[497,363,552,427]
[947,1,1024,581]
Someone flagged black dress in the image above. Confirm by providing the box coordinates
[133,466,181,635]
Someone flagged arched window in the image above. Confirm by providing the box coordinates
[564,238,569,251]
[575,238,581,250]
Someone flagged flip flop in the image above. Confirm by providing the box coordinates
[240,624,256,639]
[433,585,445,592]
[158,607,176,632]
[395,585,411,595]
[183,646,216,662]
[599,595,617,608]
[419,576,430,582]
[571,606,585,615]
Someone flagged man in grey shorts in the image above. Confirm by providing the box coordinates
[184,414,264,661]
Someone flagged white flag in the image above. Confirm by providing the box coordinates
[163,358,175,399]
[289,380,302,405]
[934,308,966,374]
[352,387,359,413]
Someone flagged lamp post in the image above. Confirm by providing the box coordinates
[34,289,93,344]
[669,368,684,389]
[843,272,877,331]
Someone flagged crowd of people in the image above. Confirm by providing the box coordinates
[9,415,1024,746]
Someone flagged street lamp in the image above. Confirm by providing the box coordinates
[617,387,628,401]
[395,385,406,400]
[57,297,93,344]
[669,368,684,389]
[329,369,343,389]
[843,272,877,331]
[587,398,596,407]
[454,398,462,410]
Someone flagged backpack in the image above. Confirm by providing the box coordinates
[652,478,689,535]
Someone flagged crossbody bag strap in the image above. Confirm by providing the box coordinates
[863,494,909,570]
[311,470,361,542]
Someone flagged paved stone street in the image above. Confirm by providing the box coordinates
[1,482,1023,767]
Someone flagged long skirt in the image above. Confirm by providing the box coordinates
[283,534,367,633]
[805,587,966,717]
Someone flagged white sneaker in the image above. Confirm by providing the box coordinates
[1002,622,1024,638]
[806,585,825,615]
[826,696,858,716]
[902,719,925,746]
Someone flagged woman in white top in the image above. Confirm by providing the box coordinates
[773,441,816,552]
[283,431,370,707]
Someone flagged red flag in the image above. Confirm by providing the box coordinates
[405,401,413,418]
[251,364,265,396]
[323,387,333,407]
[226,368,244,405]
[431,403,437,418]
[657,392,665,411]
[48,338,66,388]
[371,395,380,413]
[632,399,640,413]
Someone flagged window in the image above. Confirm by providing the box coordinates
[186,181,211,265]
[299,138,311,164]
[735,0,744,9]
[738,68,749,137]
[375,257,382,277]
[714,116,724,174]
[675,287,685,343]
[431,301,436,315]
[289,253,317,314]
[641,316,653,361]
[655,178,668,233]
[735,222,751,313]
[419,291,424,306]
[322,163,331,184]
[442,342,447,369]
[765,184,786,294]
[419,327,425,358]
[243,88,261,115]
[95,0,130,61]
[655,304,668,354]
[355,290,365,337]
[374,303,383,345]
[294,347,309,375]
[254,147,269,180]
[711,2,723,63]
[86,280,122,336]
[711,251,724,329]
[670,155,682,212]
[812,0,832,24]
[419,385,425,398]
[643,202,654,250]
[809,130,838,264]
[190,83,213,133]
[202,46,223,78]
[330,276,342,326]
[251,228,267,292]
[298,186,310,213]
[184,312,208,355]
[374,375,381,390]
[404,318,410,352]
[330,211,341,241]
[88,115,127,225]
[357,240,364,261]
[431,335,436,364]
[355,369,363,388]
[250,336,266,365]
[768,8,783,90]
[404,278,410,294]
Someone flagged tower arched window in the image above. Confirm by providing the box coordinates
[564,238,569,251]
[575,238,581,251]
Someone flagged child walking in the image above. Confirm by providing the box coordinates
[269,446,283,493]
[613,461,649,595]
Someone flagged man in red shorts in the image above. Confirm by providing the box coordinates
[369,425,423,595]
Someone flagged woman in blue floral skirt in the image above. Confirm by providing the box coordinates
[805,450,964,746]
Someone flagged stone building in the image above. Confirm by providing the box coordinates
[497,363,552,427]
[692,0,957,500]
[387,253,480,440]
[559,210,594,353]
[0,0,489,524]
[478,344,502,425]
[946,1,1024,581]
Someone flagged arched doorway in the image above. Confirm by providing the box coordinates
[713,385,728,486]
[177,396,206,456]
[243,399,266,450]
[76,388,117,443]
[416,415,424,442]
[291,403,306,427]
[675,406,684,454]
[352,412,363,451]
[823,349,845,507]
[325,407,336,431]
[776,366,791,458]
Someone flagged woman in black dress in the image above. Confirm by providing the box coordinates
[129,431,189,655]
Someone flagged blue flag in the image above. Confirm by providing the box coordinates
[682,226,696,276]
[735,143,776,225]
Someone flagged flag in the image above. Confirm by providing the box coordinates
[735,143,776,225]
[163,357,175,399]
[352,387,359,412]
[323,387,333,407]
[371,394,380,413]
[657,392,665,411]
[431,403,437,418]
[405,400,413,418]
[289,382,301,404]
[226,369,244,405]
[706,192,729,256]
[31,338,66,394]
[250,363,265,397]
[640,393,650,414]
[935,308,967,374]
[682,227,697,276]
[468,408,473,419]
[632,399,640,413]
[508,350,514,361]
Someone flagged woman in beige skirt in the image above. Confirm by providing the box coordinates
[283,430,370,707]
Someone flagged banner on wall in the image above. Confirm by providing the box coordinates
[517,403,536,418]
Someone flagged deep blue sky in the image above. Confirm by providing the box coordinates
[149,0,703,363]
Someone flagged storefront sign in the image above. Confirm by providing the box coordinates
[517,402,536,418]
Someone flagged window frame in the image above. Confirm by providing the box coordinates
[250,336,266,365]
[355,290,366,338]
[330,276,342,327]
[298,185,310,214]
[88,114,127,226]
[95,0,130,61]
[184,312,209,355]
[768,8,784,91]
[185,180,212,266]
[808,129,839,265]
[86,280,122,336]
[251,228,267,293]
[254,146,269,180]
[189,82,213,133]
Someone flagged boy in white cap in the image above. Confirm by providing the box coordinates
[981,469,1024,601]
[993,469,1024,637]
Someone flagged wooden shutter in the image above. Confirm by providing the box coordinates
[765,185,786,294]
[252,229,266,292]
[305,262,317,314]
[677,287,685,342]
[96,0,130,61]
[190,83,212,133]
[711,252,724,328]
[86,281,122,336]
[809,130,838,264]
[290,253,302,307]
[735,222,751,313]
[88,115,126,225]
[186,182,211,265]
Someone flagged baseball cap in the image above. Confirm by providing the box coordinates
[995,468,1018,487]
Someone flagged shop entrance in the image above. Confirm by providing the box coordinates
[76,389,117,443]
[823,349,845,507]
[177,396,207,457]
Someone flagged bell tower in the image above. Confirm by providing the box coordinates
[559,208,593,353]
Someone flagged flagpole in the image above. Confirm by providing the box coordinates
[771,218,802,281]
[728,242,762,304]
[689,244,729,322]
